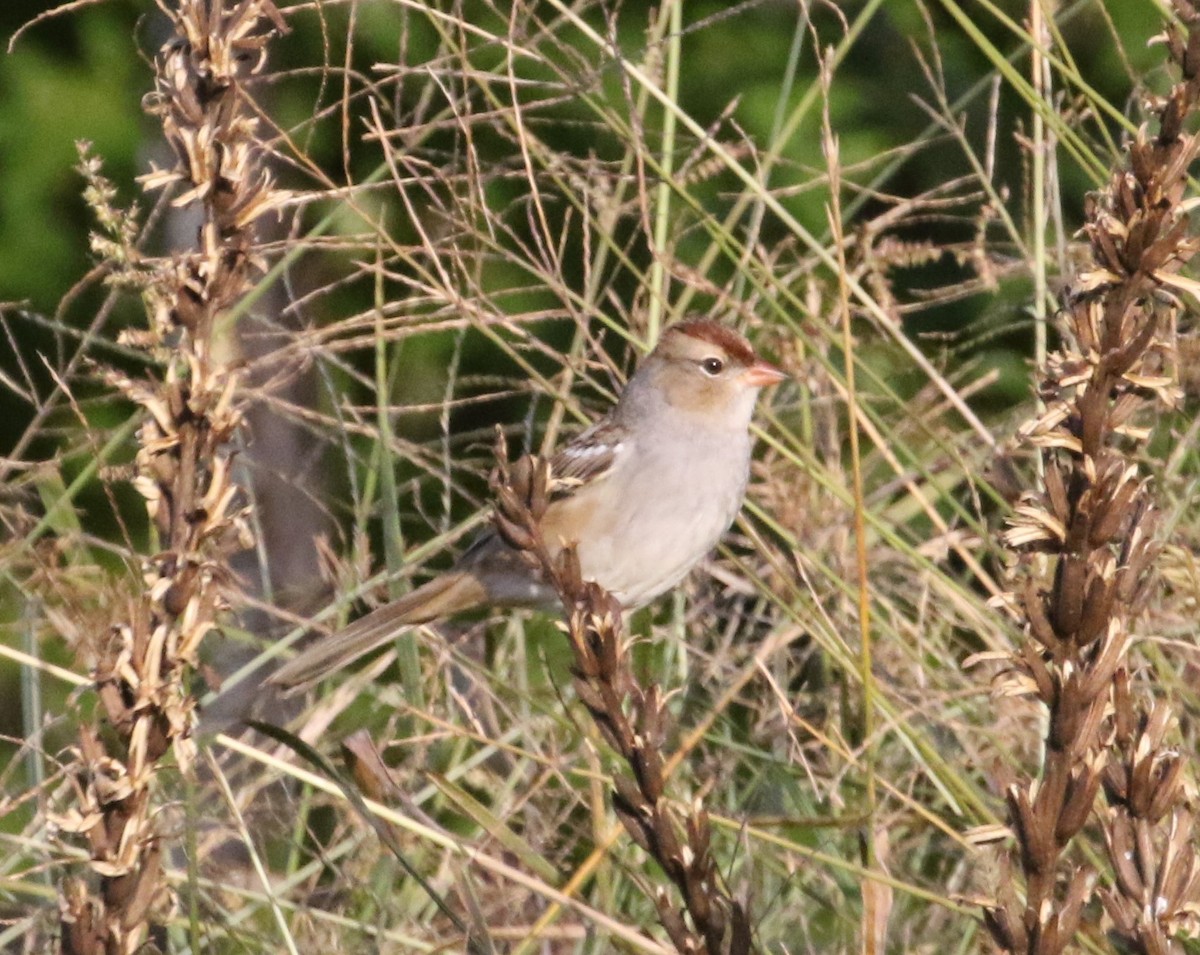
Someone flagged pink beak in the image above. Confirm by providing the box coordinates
[743,360,787,387]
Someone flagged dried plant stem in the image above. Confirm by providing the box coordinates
[982,3,1200,951]
[56,2,284,952]
[490,433,753,955]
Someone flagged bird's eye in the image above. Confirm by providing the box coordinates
[701,356,724,376]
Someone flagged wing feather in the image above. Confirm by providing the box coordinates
[548,419,624,492]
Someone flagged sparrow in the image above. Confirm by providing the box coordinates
[272,319,784,689]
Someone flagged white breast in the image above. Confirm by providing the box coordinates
[570,426,751,608]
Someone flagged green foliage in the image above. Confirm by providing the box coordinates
[3,0,1199,952]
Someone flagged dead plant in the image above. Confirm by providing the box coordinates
[489,430,754,955]
[980,2,1200,951]
[53,2,285,952]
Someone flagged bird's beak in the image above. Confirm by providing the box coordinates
[744,360,787,387]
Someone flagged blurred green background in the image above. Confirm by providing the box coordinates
[0,0,1161,315]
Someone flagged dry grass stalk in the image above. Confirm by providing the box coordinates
[489,431,753,955]
[54,1,285,951]
[981,3,1200,952]
[1099,669,1200,952]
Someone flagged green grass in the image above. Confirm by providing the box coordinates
[2,0,1198,952]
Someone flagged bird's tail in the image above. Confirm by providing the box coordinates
[271,571,488,691]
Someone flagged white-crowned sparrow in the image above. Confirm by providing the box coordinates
[273,319,784,689]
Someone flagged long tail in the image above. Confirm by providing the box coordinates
[271,571,488,691]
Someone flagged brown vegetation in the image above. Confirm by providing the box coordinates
[3,0,1200,952]
[981,5,1200,952]
[56,2,284,951]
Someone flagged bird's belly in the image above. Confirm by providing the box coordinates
[567,443,748,607]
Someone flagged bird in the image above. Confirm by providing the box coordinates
[272,319,785,690]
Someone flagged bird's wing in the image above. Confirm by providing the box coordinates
[448,419,625,569]
[547,418,626,494]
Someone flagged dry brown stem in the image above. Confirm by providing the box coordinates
[489,431,754,955]
[982,3,1200,952]
[54,2,285,952]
